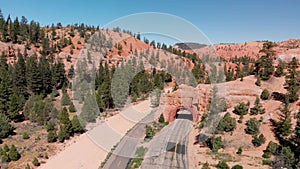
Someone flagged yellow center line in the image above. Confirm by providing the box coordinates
[173,142,178,167]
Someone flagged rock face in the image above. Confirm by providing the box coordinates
[157,84,210,122]
[158,76,266,123]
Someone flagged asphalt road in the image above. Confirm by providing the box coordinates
[141,110,193,169]
[102,111,155,169]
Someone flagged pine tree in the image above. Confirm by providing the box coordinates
[51,86,59,98]
[0,113,14,138]
[68,101,77,112]
[59,107,73,139]
[275,60,285,77]
[255,76,261,86]
[8,144,21,161]
[293,111,300,158]
[61,91,71,106]
[26,56,42,95]
[216,160,230,169]
[285,57,299,103]
[250,97,265,115]
[245,118,260,136]
[7,92,23,121]
[71,115,84,133]
[275,103,293,138]
[260,89,270,100]
[32,157,40,166]
[13,50,27,97]
[47,131,57,143]
[216,112,236,133]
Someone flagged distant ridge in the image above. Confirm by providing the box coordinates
[174,42,207,50]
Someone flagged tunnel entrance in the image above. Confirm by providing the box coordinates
[175,109,193,121]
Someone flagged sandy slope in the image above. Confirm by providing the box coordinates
[40,99,152,169]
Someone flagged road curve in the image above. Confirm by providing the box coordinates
[142,110,193,169]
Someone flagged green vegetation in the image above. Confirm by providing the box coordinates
[22,132,30,139]
[252,134,266,147]
[216,112,236,133]
[32,157,40,166]
[255,42,276,80]
[127,146,148,169]
[245,118,260,136]
[233,102,249,116]
[0,144,21,162]
[216,160,230,169]
[260,89,270,100]
[285,57,299,103]
[0,113,14,138]
[231,165,243,169]
[206,136,224,152]
[250,97,265,115]
[236,147,243,155]
[202,162,211,169]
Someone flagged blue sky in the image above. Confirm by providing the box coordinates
[0,0,299,44]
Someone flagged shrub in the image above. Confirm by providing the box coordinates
[47,131,58,143]
[236,147,243,155]
[265,141,279,154]
[216,160,230,169]
[8,144,21,161]
[233,102,249,116]
[261,89,270,100]
[72,115,84,134]
[206,136,224,152]
[217,113,236,133]
[25,164,31,169]
[32,157,40,166]
[245,118,260,135]
[0,113,14,138]
[262,152,271,159]
[231,165,243,169]
[68,102,77,112]
[262,160,272,166]
[23,132,30,139]
[61,91,71,106]
[252,134,266,147]
[202,162,210,169]
[250,97,265,115]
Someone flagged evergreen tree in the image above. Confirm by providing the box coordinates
[255,76,261,86]
[68,101,77,112]
[0,113,14,138]
[51,86,59,98]
[38,56,52,94]
[293,111,300,159]
[61,91,71,106]
[13,50,27,97]
[250,97,265,115]
[260,89,270,100]
[26,56,42,95]
[233,102,249,116]
[285,57,299,103]
[275,103,293,138]
[216,112,236,133]
[71,115,84,133]
[7,92,23,121]
[202,162,211,169]
[59,107,73,138]
[81,92,98,123]
[245,118,260,136]
[8,144,21,161]
[47,131,57,143]
[216,160,230,169]
[231,165,243,169]
[32,157,40,166]
[275,60,286,77]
